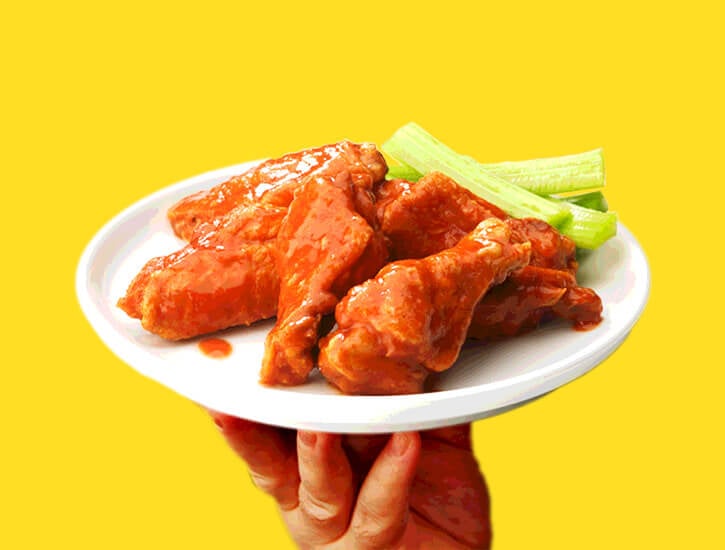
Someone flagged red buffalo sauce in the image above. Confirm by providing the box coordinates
[198,338,232,358]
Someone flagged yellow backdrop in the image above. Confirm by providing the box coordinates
[3,1,722,548]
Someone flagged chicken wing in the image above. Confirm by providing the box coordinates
[117,202,285,340]
[318,218,531,395]
[168,141,387,240]
[260,170,388,386]
[375,172,507,260]
[506,217,577,272]
[467,266,575,339]
[118,143,387,340]
[551,286,603,331]
[374,172,601,337]
[468,218,602,340]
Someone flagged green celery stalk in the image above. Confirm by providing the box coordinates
[384,138,603,196]
[559,191,609,212]
[554,200,617,249]
[481,149,604,195]
[386,148,604,197]
[382,123,572,227]
[386,163,423,181]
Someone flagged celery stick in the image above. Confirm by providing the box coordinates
[387,153,604,195]
[384,136,603,195]
[382,123,572,227]
[559,191,609,212]
[482,149,604,195]
[386,163,423,181]
[386,163,611,216]
[554,200,617,249]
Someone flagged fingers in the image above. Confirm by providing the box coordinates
[210,412,300,510]
[349,432,421,549]
[293,431,355,545]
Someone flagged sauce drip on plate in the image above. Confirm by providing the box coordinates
[198,338,232,358]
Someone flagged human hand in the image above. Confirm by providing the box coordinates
[210,413,491,549]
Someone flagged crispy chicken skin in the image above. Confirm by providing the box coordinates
[260,170,387,386]
[468,266,575,339]
[469,269,602,338]
[375,172,507,260]
[318,218,531,395]
[469,219,602,339]
[118,143,387,340]
[507,217,577,272]
[375,173,602,337]
[168,141,387,240]
[551,286,603,329]
[117,202,285,340]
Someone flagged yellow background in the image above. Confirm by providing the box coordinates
[3,1,722,548]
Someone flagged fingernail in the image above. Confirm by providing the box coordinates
[392,432,411,456]
[299,431,317,447]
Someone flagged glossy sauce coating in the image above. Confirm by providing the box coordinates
[118,142,388,341]
[260,169,387,386]
[319,218,531,395]
[120,145,604,393]
[168,141,386,241]
[373,172,601,339]
[375,172,508,260]
[117,202,284,340]
[469,220,601,340]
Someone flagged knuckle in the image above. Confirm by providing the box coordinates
[351,502,405,548]
[249,471,285,495]
[298,485,342,523]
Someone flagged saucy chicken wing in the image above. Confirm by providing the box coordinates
[318,218,531,395]
[260,170,387,386]
[375,172,507,260]
[118,143,388,340]
[117,202,285,340]
[375,172,602,337]
[469,219,602,339]
[168,141,387,240]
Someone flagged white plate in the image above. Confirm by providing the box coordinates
[76,162,650,433]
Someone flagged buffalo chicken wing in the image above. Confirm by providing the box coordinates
[119,144,603,394]
[117,202,285,340]
[375,172,507,260]
[374,172,601,338]
[469,218,601,339]
[318,218,531,395]
[260,169,387,386]
[168,141,386,240]
[118,142,387,340]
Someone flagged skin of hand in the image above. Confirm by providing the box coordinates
[210,413,491,549]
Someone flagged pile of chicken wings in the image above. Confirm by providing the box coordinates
[118,142,601,395]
